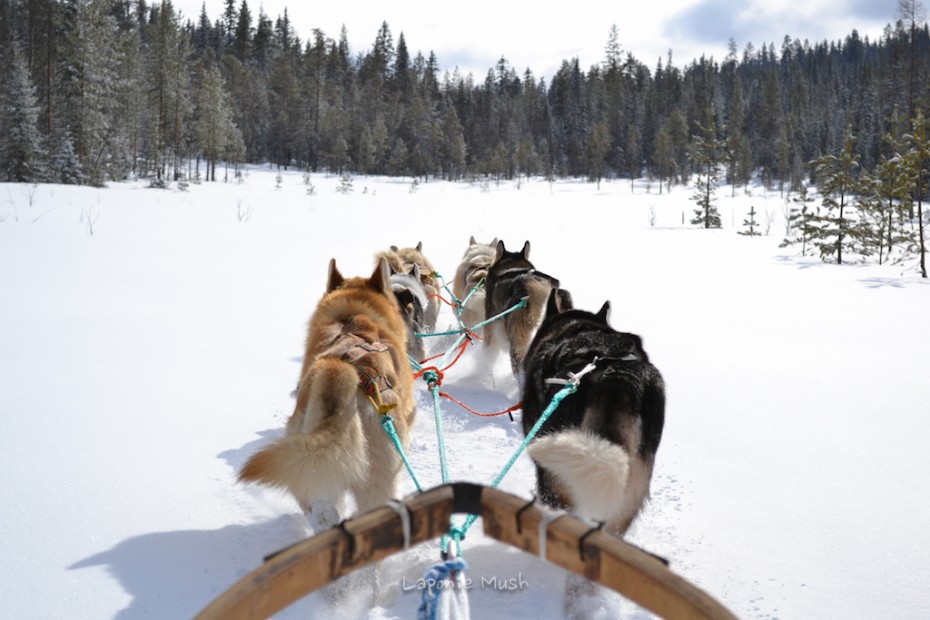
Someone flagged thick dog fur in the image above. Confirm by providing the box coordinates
[484,240,573,379]
[452,236,497,330]
[375,243,440,333]
[238,258,415,520]
[522,292,665,535]
[390,264,429,361]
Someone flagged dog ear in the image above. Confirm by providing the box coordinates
[495,240,506,261]
[327,259,345,292]
[416,241,423,252]
[390,245,399,252]
[632,334,649,363]
[544,288,564,322]
[521,240,531,259]
[490,237,498,248]
[469,235,477,245]
[595,301,611,324]
[369,257,391,294]
[410,263,421,282]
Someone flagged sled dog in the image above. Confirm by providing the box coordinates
[484,240,573,379]
[390,264,429,361]
[239,258,415,525]
[452,236,497,331]
[376,243,440,332]
[522,291,665,535]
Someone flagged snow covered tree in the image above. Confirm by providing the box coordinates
[0,44,46,181]
[195,61,239,182]
[689,114,723,228]
[64,0,122,186]
[45,126,83,184]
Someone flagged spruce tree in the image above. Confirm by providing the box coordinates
[781,183,818,255]
[738,206,761,236]
[904,110,930,277]
[812,126,861,264]
[0,45,45,181]
[873,137,915,262]
[689,114,723,228]
[586,119,610,188]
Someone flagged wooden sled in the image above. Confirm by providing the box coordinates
[196,483,737,619]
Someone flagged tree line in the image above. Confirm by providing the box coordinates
[0,3,929,236]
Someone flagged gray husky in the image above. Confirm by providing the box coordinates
[452,236,497,330]
[484,240,572,380]
[390,264,429,362]
[522,291,665,536]
[376,243,440,333]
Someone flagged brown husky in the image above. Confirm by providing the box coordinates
[239,258,415,526]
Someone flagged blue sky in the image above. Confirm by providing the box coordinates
[174,0,900,80]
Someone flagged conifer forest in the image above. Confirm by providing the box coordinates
[2,0,930,270]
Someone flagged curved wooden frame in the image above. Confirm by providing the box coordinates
[196,483,736,619]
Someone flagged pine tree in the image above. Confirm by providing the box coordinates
[45,126,82,184]
[872,135,915,262]
[904,110,930,277]
[0,44,46,181]
[65,0,122,185]
[781,183,819,255]
[689,114,723,228]
[738,206,761,236]
[586,119,610,188]
[439,106,466,180]
[195,61,236,181]
[812,126,861,264]
[652,123,675,194]
[853,172,890,262]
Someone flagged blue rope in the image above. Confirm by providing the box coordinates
[452,382,579,542]
[381,415,423,493]
[390,292,563,560]
[414,296,527,339]
[417,557,468,620]
[428,382,451,485]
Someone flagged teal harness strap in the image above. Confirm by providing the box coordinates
[452,381,580,541]
[381,415,423,493]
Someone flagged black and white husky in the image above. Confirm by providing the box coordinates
[522,291,665,536]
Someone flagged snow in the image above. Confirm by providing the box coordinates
[1,170,928,619]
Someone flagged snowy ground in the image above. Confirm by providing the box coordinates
[1,169,928,619]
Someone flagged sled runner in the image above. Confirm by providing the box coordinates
[195,483,736,620]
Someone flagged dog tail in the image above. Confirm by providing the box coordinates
[238,358,367,503]
[528,429,650,530]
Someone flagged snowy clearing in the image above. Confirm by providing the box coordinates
[1,169,928,619]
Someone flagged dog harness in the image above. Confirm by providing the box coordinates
[339,337,397,415]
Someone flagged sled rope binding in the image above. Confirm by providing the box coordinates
[195,483,738,620]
